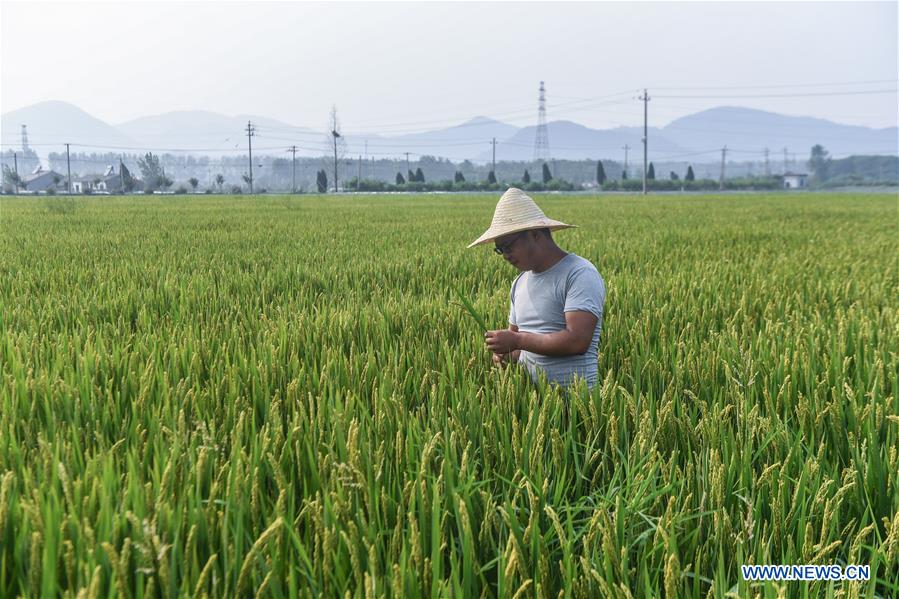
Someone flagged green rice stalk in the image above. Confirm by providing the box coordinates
[452,286,488,331]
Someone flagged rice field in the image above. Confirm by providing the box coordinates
[0,192,896,598]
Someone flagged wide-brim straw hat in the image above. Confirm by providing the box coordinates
[467,187,576,248]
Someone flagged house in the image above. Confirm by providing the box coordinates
[782,172,808,189]
[21,166,66,193]
[71,176,97,194]
[92,165,121,192]
[71,165,141,193]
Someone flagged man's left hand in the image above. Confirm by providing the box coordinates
[485,329,520,354]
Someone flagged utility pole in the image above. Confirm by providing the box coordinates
[357,155,362,191]
[120,155,125,194]
[639,89,651,195]
[533,81,550,161]
[492,138,498,173]
[331,129,341,192]
[65,143,72,195]
[287,145,297,193]
[245,121,255,193]
[764,148,770,177]
[719,146,728,190]
[783,147,788,174]
[622,144,630,178]
[13,152,18,195]
[404,152,410,178]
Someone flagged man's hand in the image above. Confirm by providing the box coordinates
[485,329,520,354]
[492,350,521,368]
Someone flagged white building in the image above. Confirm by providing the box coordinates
[782,172,808,189]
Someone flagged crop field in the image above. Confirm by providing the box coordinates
[0,192,896,598]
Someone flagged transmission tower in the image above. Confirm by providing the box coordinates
[21,125,29,152]
[533,81,550,162]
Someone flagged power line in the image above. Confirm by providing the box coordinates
[651,78,898,91]
[655,88,897,99]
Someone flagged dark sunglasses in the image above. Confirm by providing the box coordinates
[493,231,526,255]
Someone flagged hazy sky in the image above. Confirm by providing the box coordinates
[2,1,897,133]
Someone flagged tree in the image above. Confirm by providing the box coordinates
[2,165,22,193]
[137,152,163,191]
[621,170,627,180]
[669,171,679,181]
[596,161,606,185]
[396,172,406,185]
[316,170,328,193]
[454,171,465,183]
[121,164,135,192]
[685,166,695,181]
[407,169,415,183]
[808,144,831,181]
[647,162,656,180]
[542,163,553,183]
[215,174,225,192]
[487,170,497,184]
[415,167,425,183]
[189,177,199,192]
[523,169,530,183]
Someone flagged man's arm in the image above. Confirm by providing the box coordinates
[486,311,597,357]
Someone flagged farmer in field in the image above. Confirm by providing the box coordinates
[468,187,606,389]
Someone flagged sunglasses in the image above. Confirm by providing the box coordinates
[493,231,527,255]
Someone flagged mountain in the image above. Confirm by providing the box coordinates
[345,116,520,162]
[3,101,895,165]
[478,120,687,162]
[661,107,898,159]
[1,100,138,153]
[117,111,320,155]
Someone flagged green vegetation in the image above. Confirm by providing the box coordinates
[0,193,896,597]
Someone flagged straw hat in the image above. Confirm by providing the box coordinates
[467,187,576,248]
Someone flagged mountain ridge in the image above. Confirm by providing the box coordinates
[3,100,895,163]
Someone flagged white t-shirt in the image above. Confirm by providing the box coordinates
[508,253,606,388]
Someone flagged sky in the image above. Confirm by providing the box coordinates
[2,1,897,133]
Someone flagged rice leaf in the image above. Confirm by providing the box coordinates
[453,285,489,331]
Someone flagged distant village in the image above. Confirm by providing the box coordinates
[3,157,824,195]
[2,125,895,195]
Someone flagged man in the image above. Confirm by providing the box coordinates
[467,187,606,389]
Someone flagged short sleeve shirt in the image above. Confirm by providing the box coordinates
[508,253,606,388]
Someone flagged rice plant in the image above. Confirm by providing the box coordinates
[0,192,895,598]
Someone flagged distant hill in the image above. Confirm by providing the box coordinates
[347,116,520,161]
[117,111,320,155]
[1,100,138,153]
[661,106,898,159]
[479,120,686,162]
[3,101,895,164]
